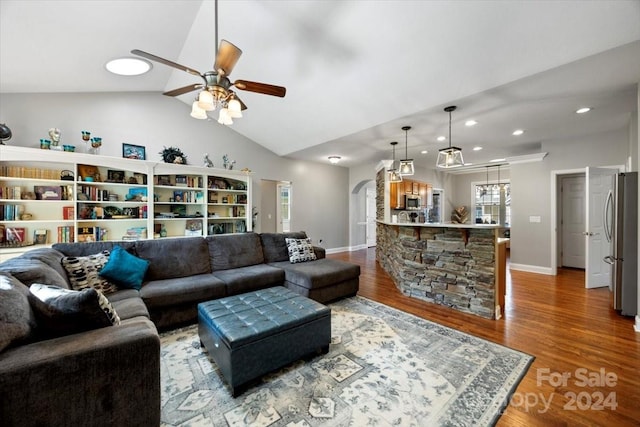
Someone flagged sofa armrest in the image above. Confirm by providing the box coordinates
[313,246,326,259]
[0,318,160,427]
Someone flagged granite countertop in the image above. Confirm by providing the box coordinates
[377,220,508,230]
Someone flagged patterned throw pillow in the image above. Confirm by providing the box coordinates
[29,283,120,338]
[61,250,118,294]
[285,238,317,264]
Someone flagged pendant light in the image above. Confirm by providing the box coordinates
[388,142,403,182]
[436,106,464,168]
[398,126,415,176]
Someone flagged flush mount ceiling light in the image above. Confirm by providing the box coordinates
[512,129,525,136]
[398,126,414,176]
[576,107,592,114]
[388,142,402,182]
[328,156,341,164]
[436,106,464,169]
[105,57,152,76]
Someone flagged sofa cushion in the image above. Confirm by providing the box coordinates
[285,237,317,263]
[0,273,37,352]
[106,288,140,302]
[135,237,211,280]
[110,297,149,321]
[0,258,69,289]
[207,232,264,270]
[99,245,149,290]
[213,264,285,296]
[52,241,136,257]
[140,273,226,309]
[260,231,308,263]
[18,248,69,286]
[269,258,361,290]
[61,250,119,294]
[29,284,120,337]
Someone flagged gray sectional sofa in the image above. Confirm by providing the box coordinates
[0,231,359,427]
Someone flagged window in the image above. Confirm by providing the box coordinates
[473,181,510,225]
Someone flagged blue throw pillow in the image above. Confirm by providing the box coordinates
[99,245,149,290]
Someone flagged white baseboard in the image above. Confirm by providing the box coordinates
[325,246,350,254]
[509,263,554,275]
[325,244,369,254]
[635,315,640,333]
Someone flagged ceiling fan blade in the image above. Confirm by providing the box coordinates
[163,84,204,97]
[214,40,242,75]
[233,80,286,97]
[131,49,201,77]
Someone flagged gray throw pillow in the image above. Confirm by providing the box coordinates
[0,273,37,352]
[29,283,120,338]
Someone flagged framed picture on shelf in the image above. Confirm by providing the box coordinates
[156,175,171,186]
[33,229,48,244]
[236,194,247,204]
[122,143,146,160]
[107,169,125,183]
[133,173,147,185]
[175,175,188,187]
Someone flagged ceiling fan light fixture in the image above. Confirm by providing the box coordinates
[218,108,233,125]
[227,98,243,118]
[197,90,215,111]
[190,101,208,120]
[437,106,465,168]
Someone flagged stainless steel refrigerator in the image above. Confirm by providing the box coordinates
[604,172,637,316]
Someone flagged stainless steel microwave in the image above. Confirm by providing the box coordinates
[405,195,420,209]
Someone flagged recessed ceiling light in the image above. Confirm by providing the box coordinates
[490,158,506,162]
[512,129,524,136]
[465,120,478,127]
[105,57,152,76]
[576,107,592,114]
[437,136,446,142]
[420,150,428,154]
[473,146,483,151]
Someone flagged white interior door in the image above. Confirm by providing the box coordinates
[366,188,376,247]
[276,183,291,233]
[585,167,616,288]
[561,175,586,268]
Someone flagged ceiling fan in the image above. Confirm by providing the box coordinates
[131,0,286,124]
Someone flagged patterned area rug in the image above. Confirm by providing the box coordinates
[160,297,533,427]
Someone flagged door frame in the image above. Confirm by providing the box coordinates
[550,165,624,276]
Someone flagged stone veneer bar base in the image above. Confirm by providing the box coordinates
[377,223,499,319]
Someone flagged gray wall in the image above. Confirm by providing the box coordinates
[510,127,630,269]
[0,92,350,249]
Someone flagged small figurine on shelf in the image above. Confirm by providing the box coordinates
[222,154,236,170]
[203,153,214,168]
[160,146,187,164]
[49,128,62,150]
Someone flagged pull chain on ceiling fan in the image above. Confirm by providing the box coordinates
[131,0,286,125]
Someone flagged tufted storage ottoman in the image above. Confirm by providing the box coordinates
[197,286,331,396]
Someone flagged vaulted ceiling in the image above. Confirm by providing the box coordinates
[1,0,639,168]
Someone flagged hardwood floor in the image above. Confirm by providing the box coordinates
[329,248,640,427]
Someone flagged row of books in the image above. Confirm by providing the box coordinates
[1,204,21,220]
[57,226,74,243]
[77,226,108,242]
[0,186,22,200]
[1,166,62,180]
[172,190,204,204]
[155,175,203,188]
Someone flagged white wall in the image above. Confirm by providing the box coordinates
[0,92,350,249]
